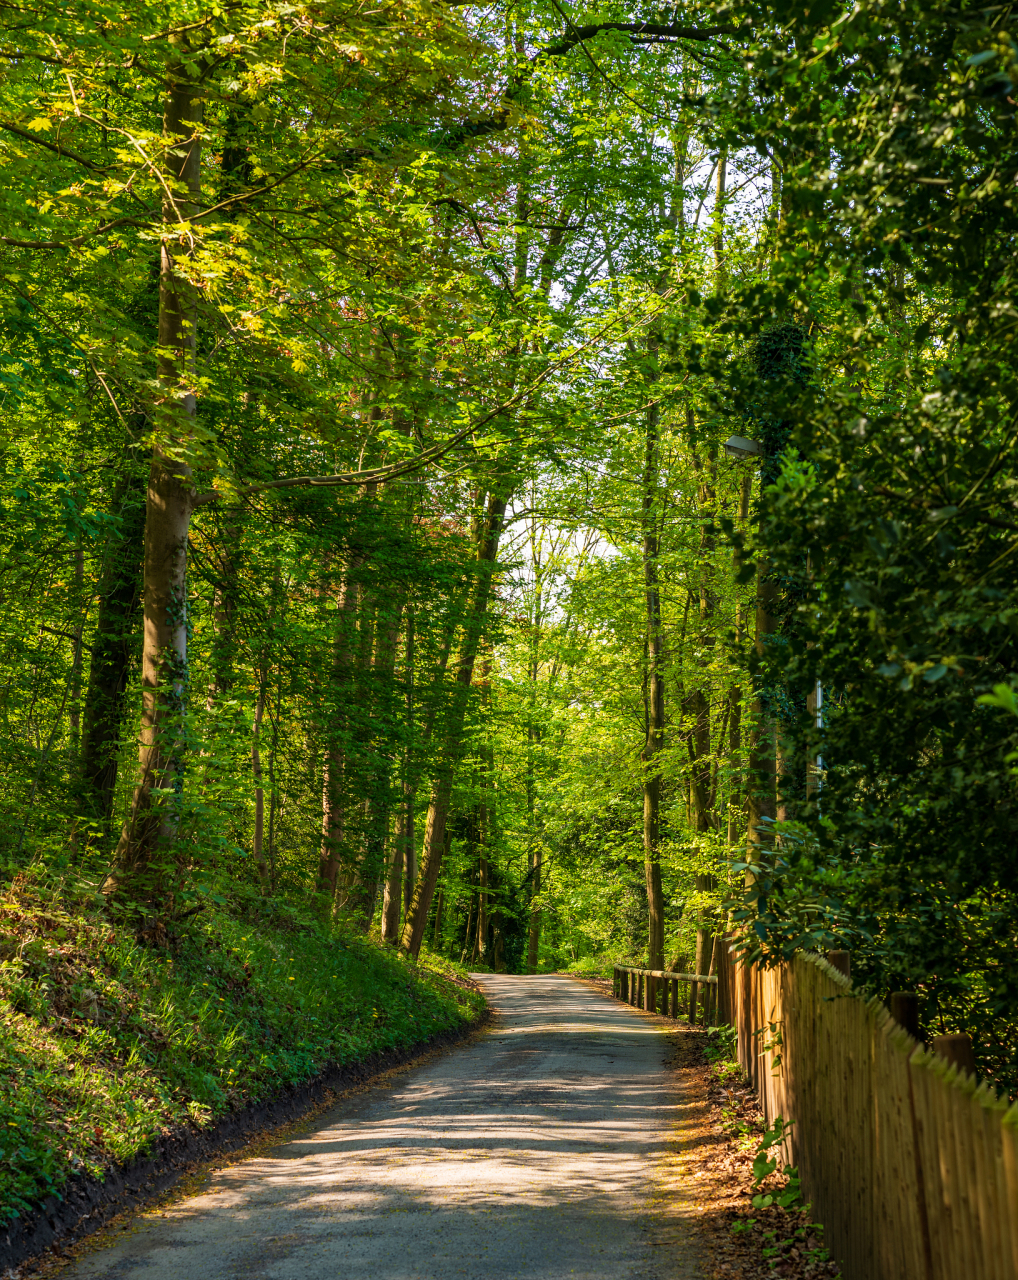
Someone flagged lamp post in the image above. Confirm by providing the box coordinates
[724,434,760,459]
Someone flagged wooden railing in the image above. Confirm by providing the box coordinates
[717,946,1018,1280]
[612,964,719,1025]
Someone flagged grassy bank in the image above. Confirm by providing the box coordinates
[0,877,484,1227]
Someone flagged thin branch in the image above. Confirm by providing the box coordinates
[1,215,147,249]
[0,121,109,172]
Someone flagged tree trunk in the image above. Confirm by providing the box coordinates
[382,610,414,943]
[689,443,718,985]
[727,473,753,843]
[526,849,542,973]
[205,505,242,710]
[476,658,493,965]
[350,590,404,929]
[68,538,84,753]
[641,392,665,973]
[107,69,202,900]
[475,847,488,965]
[251,679,270,887]
[399,486,511,957]
[266,671,283,891]
[80,466,145,829]
[713,147,728,286]
[747,566,780,850]
[459,888,474,964]
[394,594,462,937]
[319,562,360,905]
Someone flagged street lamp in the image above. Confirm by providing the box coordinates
[723,434,760,458]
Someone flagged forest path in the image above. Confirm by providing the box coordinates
[64,974,704,1280]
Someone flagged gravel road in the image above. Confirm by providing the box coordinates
[64,973,704,1280]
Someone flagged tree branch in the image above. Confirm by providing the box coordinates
[537,21,736,59]
[195,292,674,504]
[0,121,109,172]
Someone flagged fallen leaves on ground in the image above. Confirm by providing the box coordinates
[669,1025,841,1280]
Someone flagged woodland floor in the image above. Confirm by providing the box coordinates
[22,974,838,1280]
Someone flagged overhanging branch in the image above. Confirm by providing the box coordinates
[195,291,674,504]
[537,21,736,59]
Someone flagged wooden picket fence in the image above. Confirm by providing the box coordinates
[713,947,1018,1280]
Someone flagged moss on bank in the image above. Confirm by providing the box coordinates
[0,879,484,1226]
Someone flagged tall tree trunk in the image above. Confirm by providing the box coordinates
[726,473,753,844]
[641,390,665,974]
[399,800,416,932]
[68,538,84,753]
[747,572,779,850]
[205,506,242,710]
[399,486,511,957]
[382,608,414,943]
[350,590,404,929]
[319,560,361,905]
[459,886,474,965]
[266,671,283,891]
[475,657,493,965]
[107,68,202,899]
[80,465,145,830]
[393,593,462,936]
[526,849,542,973]
[713,147,728,286]
[690,445,718,998]
[523,509,544,974]
[475,846,488,965]
[251,678,270,887]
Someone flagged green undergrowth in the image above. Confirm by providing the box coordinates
[563,955,611,978]
[0,878,485,1227]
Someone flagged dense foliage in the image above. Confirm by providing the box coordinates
[3,0,1018,1169]
[712,0,1018,1090]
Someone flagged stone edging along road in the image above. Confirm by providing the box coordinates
[46,974,706,1280]
[0,1010,490,1276]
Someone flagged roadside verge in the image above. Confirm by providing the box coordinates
[1,1007,490,1275]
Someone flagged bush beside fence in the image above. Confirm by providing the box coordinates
[715,947,1018,1280]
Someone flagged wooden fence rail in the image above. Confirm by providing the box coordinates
[612,965,718,1025]
[715,946,1018,1280]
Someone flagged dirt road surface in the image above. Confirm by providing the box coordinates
[63,974,704,1280]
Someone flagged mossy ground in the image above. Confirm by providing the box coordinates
[0,876,483,1227]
